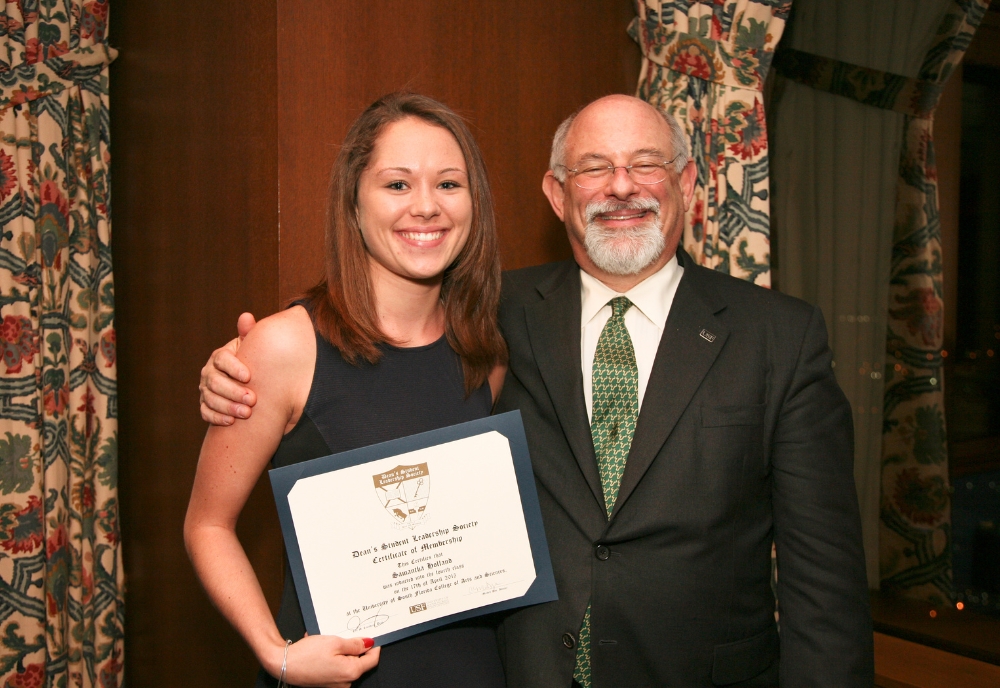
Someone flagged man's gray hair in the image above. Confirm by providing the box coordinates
[549,102,689,182]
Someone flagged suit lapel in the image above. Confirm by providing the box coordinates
[523,266,605,511]
[613,257,729,515]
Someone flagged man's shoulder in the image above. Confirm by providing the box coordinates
[501,259,577,303]
[686,262,815,323]
[497,256,818,325]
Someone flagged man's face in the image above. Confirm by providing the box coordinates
[542,96,696,285]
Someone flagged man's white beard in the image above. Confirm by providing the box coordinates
[583,198,665,276]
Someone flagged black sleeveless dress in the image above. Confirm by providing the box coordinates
[254,324,505,688]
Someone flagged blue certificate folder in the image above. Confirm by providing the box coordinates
[268,410,558,645]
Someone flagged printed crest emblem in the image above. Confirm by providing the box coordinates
[373,463,430,529]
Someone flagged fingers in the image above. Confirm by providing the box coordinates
[199,387,247,425]
[200,402,235,426]
[339,637,375,656]
[195,315,257,427]
[215,345,252,385]
[355,645,380,674]
[237,312,258,340]
[199,347,256,425]
[200,360,254,404]
[330,645,380,687]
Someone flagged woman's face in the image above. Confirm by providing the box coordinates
[357,117,473,284]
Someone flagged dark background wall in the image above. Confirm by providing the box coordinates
[110,0,281,685]
[110,2,640,685]
[275,2,641,300]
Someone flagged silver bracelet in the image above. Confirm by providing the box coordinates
[277,639,292,688]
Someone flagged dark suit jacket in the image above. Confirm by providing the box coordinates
[494,251,874,687]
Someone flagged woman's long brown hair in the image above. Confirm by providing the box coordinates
[304,92,506,394]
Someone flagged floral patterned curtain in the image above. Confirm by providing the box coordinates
[769,0,958,591]
[880,0,989,604]
[0,1,123,685]
[771,0,990,603]
[629,0,791,286]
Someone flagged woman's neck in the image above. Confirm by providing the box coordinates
[369,261,446,347]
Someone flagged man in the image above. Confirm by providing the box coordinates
[200,95,874,687]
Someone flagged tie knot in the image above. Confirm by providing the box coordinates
[609,296,632,319]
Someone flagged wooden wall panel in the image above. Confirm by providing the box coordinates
[110,1,280,685]
[111,2,639,686]
[276,1,642,302]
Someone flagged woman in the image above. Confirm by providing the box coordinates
[184,93,508,688]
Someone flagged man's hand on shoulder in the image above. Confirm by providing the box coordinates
[200,312,258,426]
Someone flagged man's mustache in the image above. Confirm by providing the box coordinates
[584,198,661,225]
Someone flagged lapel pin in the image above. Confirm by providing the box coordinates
[699,329,717,343]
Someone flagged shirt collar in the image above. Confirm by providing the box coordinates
[579,255,682,331]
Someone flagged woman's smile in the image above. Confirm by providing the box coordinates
[395,226,449,246]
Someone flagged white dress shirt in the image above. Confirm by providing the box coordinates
[580,256,683,420]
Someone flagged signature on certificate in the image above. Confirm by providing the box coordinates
[466,577,526,596]
[347,606,391,632]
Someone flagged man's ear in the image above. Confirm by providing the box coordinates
[542,171,566,222]
[680,159,697,211]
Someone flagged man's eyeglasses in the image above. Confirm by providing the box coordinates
[558,154,683,189]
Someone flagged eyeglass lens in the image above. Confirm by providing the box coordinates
[572,162,670,189]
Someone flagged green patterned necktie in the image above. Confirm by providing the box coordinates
[573,296,638,688]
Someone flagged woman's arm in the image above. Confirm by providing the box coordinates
[184,307,379,686]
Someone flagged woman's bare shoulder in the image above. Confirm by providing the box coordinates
[236,305,315,383]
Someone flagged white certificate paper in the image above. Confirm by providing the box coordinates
[271,413,557,644]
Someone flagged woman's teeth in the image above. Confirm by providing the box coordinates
[399,230,445,241]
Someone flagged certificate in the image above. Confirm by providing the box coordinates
[269,411,558,645]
